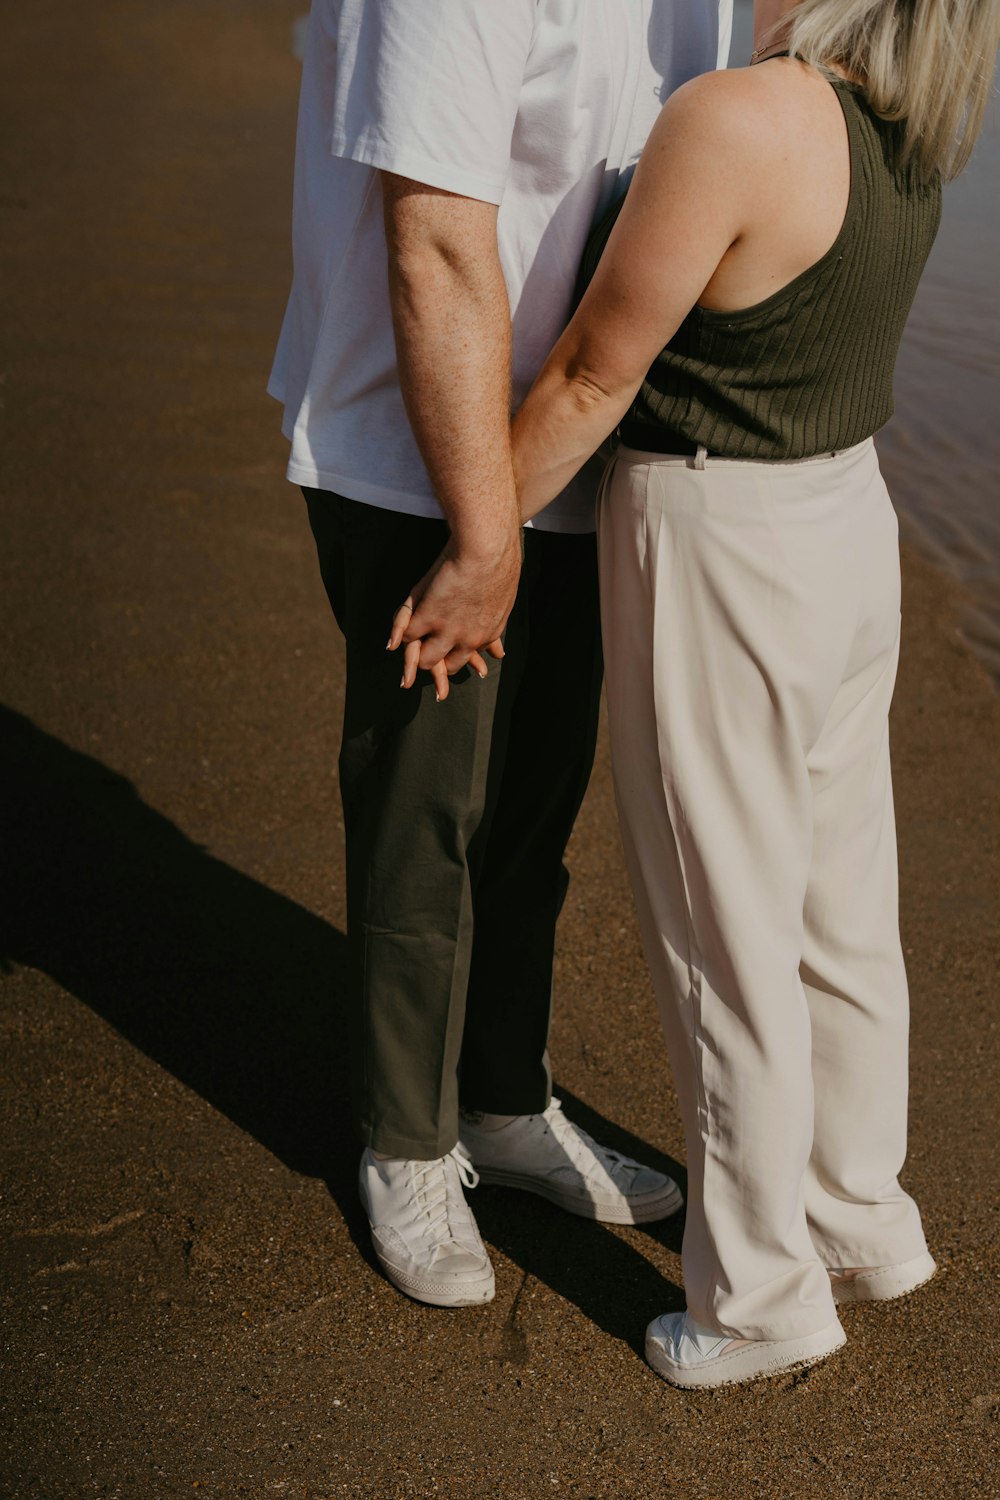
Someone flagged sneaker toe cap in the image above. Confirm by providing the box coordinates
[428,1238,492,1275]
[629,1166,675,1197]
[371,1225,488,1279]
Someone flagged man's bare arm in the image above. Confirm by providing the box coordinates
[382,175,522,698]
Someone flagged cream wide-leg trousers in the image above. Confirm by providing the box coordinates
[598,438,929,1341]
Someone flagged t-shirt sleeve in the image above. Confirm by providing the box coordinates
[330,0,537,205]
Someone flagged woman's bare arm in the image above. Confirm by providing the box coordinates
[512,71,761,518]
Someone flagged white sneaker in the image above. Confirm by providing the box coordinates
[828,1250,937,1305]
[646,1311,846,1389]
[459,1097,682,1224]
[358,1144,495,1308]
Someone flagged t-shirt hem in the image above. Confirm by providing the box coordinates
[524,511,595,536]
[330,135,506,206]
[285,458,445,517]
[284,458,595,534]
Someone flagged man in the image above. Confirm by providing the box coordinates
[270,0,732,1307]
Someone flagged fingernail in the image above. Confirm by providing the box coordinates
[386,639,393,651]
[477,669,487,680]
[435,692,441,703]
[400,675,406,688]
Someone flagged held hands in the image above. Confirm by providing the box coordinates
[386,528,522,702]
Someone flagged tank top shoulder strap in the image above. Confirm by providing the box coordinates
[827,75,866,234]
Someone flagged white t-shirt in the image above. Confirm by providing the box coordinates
[269,0,732,533]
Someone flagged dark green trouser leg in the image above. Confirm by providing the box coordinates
[305,491,602,1158]
[461,529,603,1113]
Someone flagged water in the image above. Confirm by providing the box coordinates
[290,6,1000,679]
[877,147,1000,680]
[730,2,1000,681]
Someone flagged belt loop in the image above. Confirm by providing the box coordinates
[694,444,708,471]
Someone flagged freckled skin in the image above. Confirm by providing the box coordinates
[382,175,523,700]
[512,57,854,517]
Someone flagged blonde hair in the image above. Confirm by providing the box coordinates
[785,0,1000,179]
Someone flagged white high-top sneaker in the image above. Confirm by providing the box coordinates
[358,1144,495,1307]
[460,1097,682,1224]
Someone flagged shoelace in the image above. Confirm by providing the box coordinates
[410,1144,480,1246]
[540,1099,639,1184]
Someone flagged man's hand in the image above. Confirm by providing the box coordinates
[387,528,520,701]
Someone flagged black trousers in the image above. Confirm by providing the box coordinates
[305,490,603,1158]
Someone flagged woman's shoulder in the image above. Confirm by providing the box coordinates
[658,59,836,149]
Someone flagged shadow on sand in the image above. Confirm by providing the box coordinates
[0,704,682,1348]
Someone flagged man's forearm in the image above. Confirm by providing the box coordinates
[383,177,521,558]
[381,176,523,687]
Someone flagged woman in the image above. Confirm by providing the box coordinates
[499,0,998,1388]
[494,0,999,1387]
[391,0,997,1382]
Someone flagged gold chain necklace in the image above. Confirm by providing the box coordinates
[749,42,786,63]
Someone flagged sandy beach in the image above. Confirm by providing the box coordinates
[2,3,998,1496]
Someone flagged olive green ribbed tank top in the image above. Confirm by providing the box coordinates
[581,78,942,461]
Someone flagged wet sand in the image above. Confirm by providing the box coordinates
[2,4,998,1497]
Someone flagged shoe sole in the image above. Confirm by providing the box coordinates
[473,1165,683,1224]
[831,1251,937,1306]
[646,1320,846,1390]
[376,1257,496,1308]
